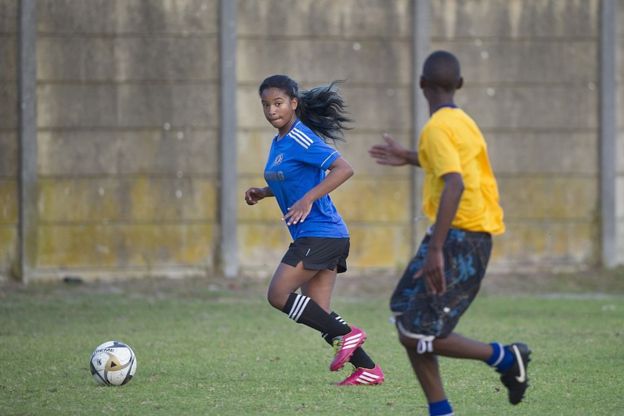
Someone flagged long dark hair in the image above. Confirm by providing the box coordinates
[258,75,351,143]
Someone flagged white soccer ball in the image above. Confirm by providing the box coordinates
[89,340,137,386]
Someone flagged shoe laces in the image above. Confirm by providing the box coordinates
[332,337,343,353]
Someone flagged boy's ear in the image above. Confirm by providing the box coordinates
[456,77,464,90]
[419,76,426,89]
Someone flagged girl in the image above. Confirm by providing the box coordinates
[244,75,384,386]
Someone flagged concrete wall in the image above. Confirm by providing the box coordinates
[2,0,622,280]
[0,0,18,278]
[33,0,220,279]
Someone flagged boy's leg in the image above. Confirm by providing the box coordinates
[393,230,528,413]
[400,329,530,405]
[400,332,492,360]
[392,239,454,414]
[404,347,446,403]
[404,346,454,416]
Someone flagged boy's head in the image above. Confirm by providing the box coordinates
[420,50,463,93]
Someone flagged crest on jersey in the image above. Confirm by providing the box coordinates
[272,153,284,167]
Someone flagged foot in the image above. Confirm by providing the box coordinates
[500,343,531,405]
[329,326,367,372]
[337,365,384,386]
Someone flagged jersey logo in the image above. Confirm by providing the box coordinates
[271,153,284,167]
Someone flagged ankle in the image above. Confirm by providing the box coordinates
[486,342,514,373]
[429,399,453,416]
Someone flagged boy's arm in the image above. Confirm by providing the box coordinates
[422,172,464,294]
[369,133,420,167]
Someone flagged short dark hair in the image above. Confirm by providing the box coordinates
[421,50,462,92]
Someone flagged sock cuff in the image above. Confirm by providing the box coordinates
[282,293,311,322]
[486,342,504,366]
[322,312,352,341]
[428,399,453,416]
[329,311,348,326]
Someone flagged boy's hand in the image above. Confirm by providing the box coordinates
[423,248,446,295]
[368,133,409,166]
[413,248,447,295]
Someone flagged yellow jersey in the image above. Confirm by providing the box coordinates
[417,107,505,235]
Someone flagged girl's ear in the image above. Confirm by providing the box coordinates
[291,97,298,111]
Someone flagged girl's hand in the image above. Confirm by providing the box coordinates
[283,197,313,225]
[245,187,268,205]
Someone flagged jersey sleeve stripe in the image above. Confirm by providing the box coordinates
[288,132,311,149]
[291,128,313,145]
[288,131,312,149]
[321,151,338,168]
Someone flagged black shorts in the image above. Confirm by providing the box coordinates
[281,237,350,273]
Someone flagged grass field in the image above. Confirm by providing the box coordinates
[1,274,623,415]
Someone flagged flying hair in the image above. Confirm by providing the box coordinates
[259,75,352,143]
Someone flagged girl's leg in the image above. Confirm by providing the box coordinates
[267,261,350,338]
[300,268,337,311]
[302,270,377,371]
[267,261,317,310]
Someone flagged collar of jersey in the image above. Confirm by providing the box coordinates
[275,118,301,142]
[432,103,458,114]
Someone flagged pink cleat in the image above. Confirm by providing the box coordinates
[337,365,385,386]
[329,326,367,371]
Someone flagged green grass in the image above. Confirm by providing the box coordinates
[1,278,623,415]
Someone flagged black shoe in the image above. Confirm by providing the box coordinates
[500,343,531,405]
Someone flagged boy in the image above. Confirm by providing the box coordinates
[369,50,530,416]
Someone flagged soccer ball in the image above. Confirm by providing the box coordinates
[89,340,137,386]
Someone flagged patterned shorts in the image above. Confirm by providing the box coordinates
[390,228,492,348]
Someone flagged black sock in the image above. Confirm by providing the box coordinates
[281,293,350,337]
[322,312,376,370]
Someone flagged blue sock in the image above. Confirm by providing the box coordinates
[486,342,514,373]
[429,399,453,416]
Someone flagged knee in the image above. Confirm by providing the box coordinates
[398,333,417,349]
[266,287,287,311]
[398,332,436,354]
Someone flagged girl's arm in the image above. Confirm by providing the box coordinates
[282,157,353,225]
[244,186,274,205]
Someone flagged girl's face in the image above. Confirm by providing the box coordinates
[260,87,298,134]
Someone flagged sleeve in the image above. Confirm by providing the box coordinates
[291,130,341,169]
[420,126,462,178]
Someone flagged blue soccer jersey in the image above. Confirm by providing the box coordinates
[264,120,349,240]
